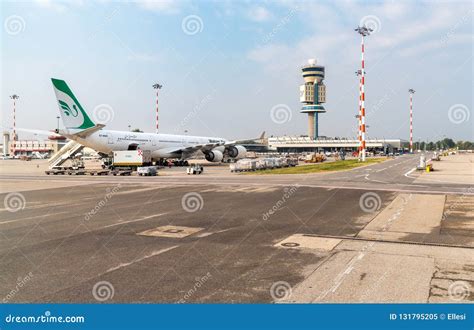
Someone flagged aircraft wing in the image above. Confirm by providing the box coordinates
[167,131,265,156]
[164,142,224,157]
[224,131,266,146]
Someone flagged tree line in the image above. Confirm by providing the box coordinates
[415,138,474,151]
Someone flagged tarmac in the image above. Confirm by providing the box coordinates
[0,153,472,303]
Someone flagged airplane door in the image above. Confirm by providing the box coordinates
[108,137,114,144]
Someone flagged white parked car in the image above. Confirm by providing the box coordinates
[137,166,157,176]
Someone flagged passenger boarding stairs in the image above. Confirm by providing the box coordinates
[48,140,84,168]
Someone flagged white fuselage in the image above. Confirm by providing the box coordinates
[70,129,226,159]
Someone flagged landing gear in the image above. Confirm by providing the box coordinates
[172,160,189,167]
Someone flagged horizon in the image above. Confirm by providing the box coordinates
[1,0,472,142]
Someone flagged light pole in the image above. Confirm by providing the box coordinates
[152,83,162,134]
[9,94,20,156]
[56,116,60,133]
[355,69,364,158]
[408,89,415,153]
[355,26,372,161]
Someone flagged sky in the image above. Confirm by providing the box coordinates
[1,0,473,142]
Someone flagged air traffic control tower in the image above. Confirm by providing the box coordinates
[299,59,326,140]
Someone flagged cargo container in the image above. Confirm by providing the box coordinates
[112,150,152,168]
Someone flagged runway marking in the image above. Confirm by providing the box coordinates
[0,210,71,225]
[101,213,168,229]
[105,245,178,274]
[404,167,417,178]
[138,225,204,238]
[363,174,388,184]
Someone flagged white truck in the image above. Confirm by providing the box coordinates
[137,166,157,176]
[112,150,152,169]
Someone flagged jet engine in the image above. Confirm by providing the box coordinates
[205,149,224,162]
[227,145,247,159]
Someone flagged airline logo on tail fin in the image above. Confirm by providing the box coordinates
[58,100,79,117]
[51,78,95,130]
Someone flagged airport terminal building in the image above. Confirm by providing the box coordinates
[268,136,406,153]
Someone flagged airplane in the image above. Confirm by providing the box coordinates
[51,78,258,162]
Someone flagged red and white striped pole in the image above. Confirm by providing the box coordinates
[360,35,367,161]
[9,94,19,156]
[156,89,159,133]
[356,70,362,156]
[409,89,415,153]
[152,83,162,134]
[355,26,371,161]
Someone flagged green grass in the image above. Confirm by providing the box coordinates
[245,158,387,175]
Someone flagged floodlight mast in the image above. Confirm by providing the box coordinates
[9,94,20,155]
[153,83,162,134]
[408,89,416,153]
[354,26,372,161]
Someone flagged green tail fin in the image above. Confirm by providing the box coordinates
[51,78,95,131]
